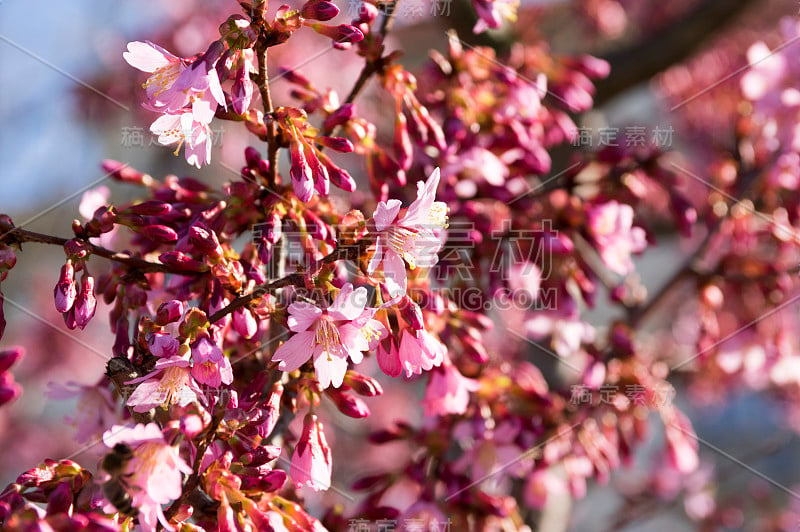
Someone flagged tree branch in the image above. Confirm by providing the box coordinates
[593,0,758,106]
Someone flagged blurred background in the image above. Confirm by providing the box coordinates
[1,0,799,530]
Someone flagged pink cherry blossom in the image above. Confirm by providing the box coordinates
[123,41,185,107]
[103,423,192,532]
[47,381,119,444]
[586,200,647,276]
[148,332,179,358]
[126,355,201,412]
[149,111,212,168]
[191,337,233,388]
[368,168,448,297]
[273,284,386,388]
[397,328,446,377]
[290,414,331,492]
[421,358,479,417]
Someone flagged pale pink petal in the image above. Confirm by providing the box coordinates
[273,332,316,371]
[328,284,368,321]
[382,249,408,298]
[287,302,322,332]
[123,41,175,72]
[373,199,402,231]
[367,235,386,274]
[313,350,348,389]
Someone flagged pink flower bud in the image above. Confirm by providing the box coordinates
[309,23,364,43]
[139,224,179,243]
[394,114,413,170]
[327,389,370,418]
[301,0,340,21]
[322,104,356,131]
[148,332,179,358]
[101,159,153,186]
[377,337,402,378]
[54,263,77,313]
[322,159,357,192]
[232,65,253,115]
[264,212,283,244]
[316,136,354,153]
[159,251,209,272]
[0,347,23,374]
[156,300,186,325]
[179,414,205,439]
[0,374,21,407]
[74,274,97,330]
[189,223,224,259]
[355,3,379,24]
[257,382,283,438]
[1,288,7,341]
[245,146,263,169]
[290,140,314,202]
[232,308,258,339]
[343,372,383,396]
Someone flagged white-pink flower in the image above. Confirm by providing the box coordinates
[102,423,192,532]
[368,168,448,297]
[123,41,185,107]
[273,284,386,388]
[191,337,233,388]
[290,414,331,492]
[150,111,213,169]
[586,200,646,276]
[397,328,446,377]
[126,354,202,412]
[421,358,479,417]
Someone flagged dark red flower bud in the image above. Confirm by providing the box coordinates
[189,223,224,259]
[240,445,282,466]
[158,251,209,272]
[156,300,186,326]
[301,0,339,21]
[245,146,263,169]
[343,372,383,396]
[398,296,424,330]
[139,225,178,243]
[326,389,370,418]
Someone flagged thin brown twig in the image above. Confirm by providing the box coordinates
[2,227,197,275]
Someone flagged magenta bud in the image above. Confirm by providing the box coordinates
[265,212,282,244]
[189,223,224,259]
[317,136,354,153]
[0,347,23,374]
[232,308,258,339]
[180,414,205,439]
[327,389,370,418]
[240,445,282,466]
[322,104,356,130]
[101,159,153,186]
[310,23,364,43]
[63,239,90,260]
[323,160,356,192]
[398,296,424,330]
[74,274,97,330]
[54,263,77,313]
[302,0,339,21]
[159,251,209,272]
[394,114,413,170]
[278,68,314,90]
[290,142,314,202]
[46,481,73,516]
[257,382,283,438]
[139,225,178,243]
[355,3,379,23]
[126,201,173,216]
[63,307,77,330]
[343,372,383,397]
[0,245,16,272]
[156,300,186,325]
[462,333,489,364]
[245,147,263,169]
[232,66,253,115]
